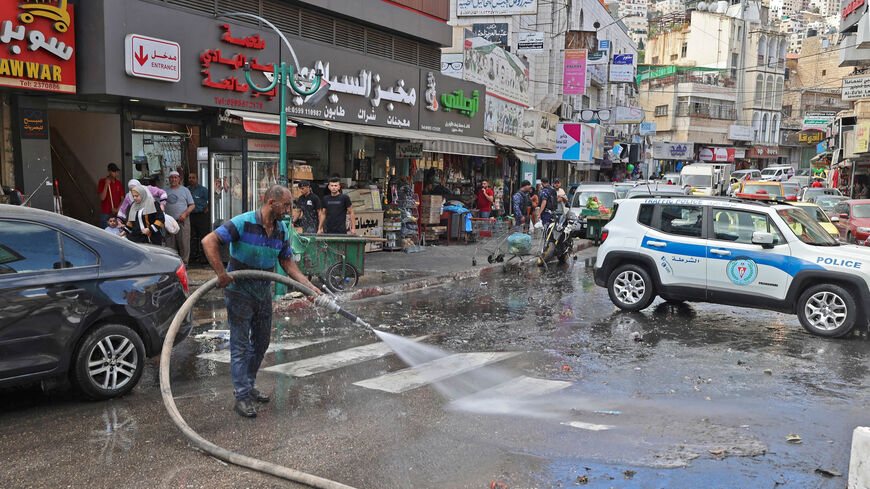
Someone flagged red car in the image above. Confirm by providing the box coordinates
[832,199,870,244]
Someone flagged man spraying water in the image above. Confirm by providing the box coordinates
[201,185,322,418]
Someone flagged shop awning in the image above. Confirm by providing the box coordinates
[290,116,497,158]
[288,116,415,140]
[419,134,497,158]
[512,149,537,166]
[485,131,536,151]
[224,110,297,136]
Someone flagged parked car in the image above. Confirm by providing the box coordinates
[781,180,801,200]
[833,199,870,244]
[570,183,618,213]
[799,187,842,203]
[732,169,763,182]
[816,195,849,218]
[786,202,840,240]
[625,183,692,199]
[735,180,786,200]
[662,172,682,185]
[0,205,192,399]
[760,165,795,182]
[595,195,870,337]
[614,182,637,199]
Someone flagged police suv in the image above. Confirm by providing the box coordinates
[594,196,870,337]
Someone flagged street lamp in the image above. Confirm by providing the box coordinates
[219,12,323,185]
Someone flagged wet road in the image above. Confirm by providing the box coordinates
[2,252,870,488]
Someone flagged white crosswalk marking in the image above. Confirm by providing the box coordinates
[196,337,335,363]
[262,336,429,377]
[467,376,573,398]
[561,421,614,431]
[352,351,522,394]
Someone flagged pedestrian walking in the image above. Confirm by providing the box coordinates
[188,172,210,264]
[121,184,165,245]
[861,183,870,199]
[529,184,540,227]
[539,177,558,228]
[164,171,195,264]
[200,185,322,418]
[320,177,355,234]
[104,215,122,236]
[98,163,123,228]
[118,179,167,221]
[293,180,322,233]
[512,180,532,231]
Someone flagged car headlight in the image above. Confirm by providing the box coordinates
[857,227,870,233]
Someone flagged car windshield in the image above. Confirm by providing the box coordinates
[761,169,779,176]
[816,197,846,212]
[777,208,839,246]
[742,184,782,196]
[572,191,616,209]
[682,174,711,187]
[800,206,829,221]
[782,183,800,194]
[853,204,870,218]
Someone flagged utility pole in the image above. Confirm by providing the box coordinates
[736,0,749,146]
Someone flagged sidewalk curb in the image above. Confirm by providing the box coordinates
[273,241,596,313]
[849,426,870,488]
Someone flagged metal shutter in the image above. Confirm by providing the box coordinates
[165,0,216,16]
[262,0,300,37]
[335,20,365,53]
[301,9,334,44]
[393,36,418,65]
[417,45,441,70]
[365,29,392,59]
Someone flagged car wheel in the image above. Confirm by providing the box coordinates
[797,284,857,337]
[607,264,655,311]
[848,232,855,244]
[72,324,146,400]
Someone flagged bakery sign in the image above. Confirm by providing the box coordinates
[699,146,735,162]
[0,0,76,93]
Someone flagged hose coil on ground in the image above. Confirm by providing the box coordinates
[159,270,359,489]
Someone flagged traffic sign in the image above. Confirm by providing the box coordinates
[125,34,180,82]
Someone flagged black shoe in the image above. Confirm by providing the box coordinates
[250,388,271,403]
[233,397,257,418]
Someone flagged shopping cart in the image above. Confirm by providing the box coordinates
[469,217,495,239]
[472,218,542,272]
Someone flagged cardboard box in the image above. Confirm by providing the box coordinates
[355,211,383,252]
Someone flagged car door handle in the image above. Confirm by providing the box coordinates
[647,240,667,247]
[710,249,731,256]
[56,288,86,298]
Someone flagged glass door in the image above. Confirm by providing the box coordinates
[211,152,243,229]
[247,152,280,210]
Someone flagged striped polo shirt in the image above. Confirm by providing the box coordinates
[214,209,293,300]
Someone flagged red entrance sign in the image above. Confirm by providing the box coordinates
[0,1,76,93]
[699,147,735,162]
[747,146,779,158]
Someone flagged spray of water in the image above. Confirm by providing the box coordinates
[371,329,616,421]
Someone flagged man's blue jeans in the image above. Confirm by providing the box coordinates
[225,289,272,400]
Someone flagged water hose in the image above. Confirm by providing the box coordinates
[159,270,371,489]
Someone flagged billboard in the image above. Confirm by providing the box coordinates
[536,123,596,162]
[463,36,530,106]
[457,0,537,16]
[563,49,587,95]
[609,54,634,83]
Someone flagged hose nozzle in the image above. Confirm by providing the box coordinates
[314,294,372,331]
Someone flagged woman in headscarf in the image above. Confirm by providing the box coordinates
[122,184,165,245]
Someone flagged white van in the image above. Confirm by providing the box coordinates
[760,165,794,182]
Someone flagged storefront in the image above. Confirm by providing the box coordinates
[72,0,492,232]
[651,141,695,177]
[747,145,780,169]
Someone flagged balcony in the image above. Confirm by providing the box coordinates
[676,103,738,120]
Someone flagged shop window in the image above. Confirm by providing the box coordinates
[131,121,196,187]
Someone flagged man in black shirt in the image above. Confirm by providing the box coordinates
[293,180,322,233]
[320,177,355,234]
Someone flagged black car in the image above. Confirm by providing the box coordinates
[0,204,192,399]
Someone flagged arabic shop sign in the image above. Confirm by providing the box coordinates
[125,34,180,82]
[19,107,47,139]
[794,129,825,145]
[803,111,836,131]
[472,23,508,48]
[463,36,530,107]
[747,146,779,158]
[457,0,538,16]
[418,71,485,138]
[652,142,694,160]
[396,142,423,159]
[842,74,870,100]
[0,1,76,93]
[516,32,544,54]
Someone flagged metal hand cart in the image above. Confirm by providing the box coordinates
[472,219,542,272]
[274,232,384,297]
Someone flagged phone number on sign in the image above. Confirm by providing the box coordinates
[18,79,61,91]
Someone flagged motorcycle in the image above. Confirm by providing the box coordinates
[537,210,582,266]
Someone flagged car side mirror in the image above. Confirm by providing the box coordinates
[751,231,775,248]
[840,213,849,219]
[831,216,840,223]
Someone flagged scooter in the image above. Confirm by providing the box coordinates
[537,210,582,266]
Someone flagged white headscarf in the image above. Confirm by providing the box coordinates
[128,184,156,217]
[127,179,141,190]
